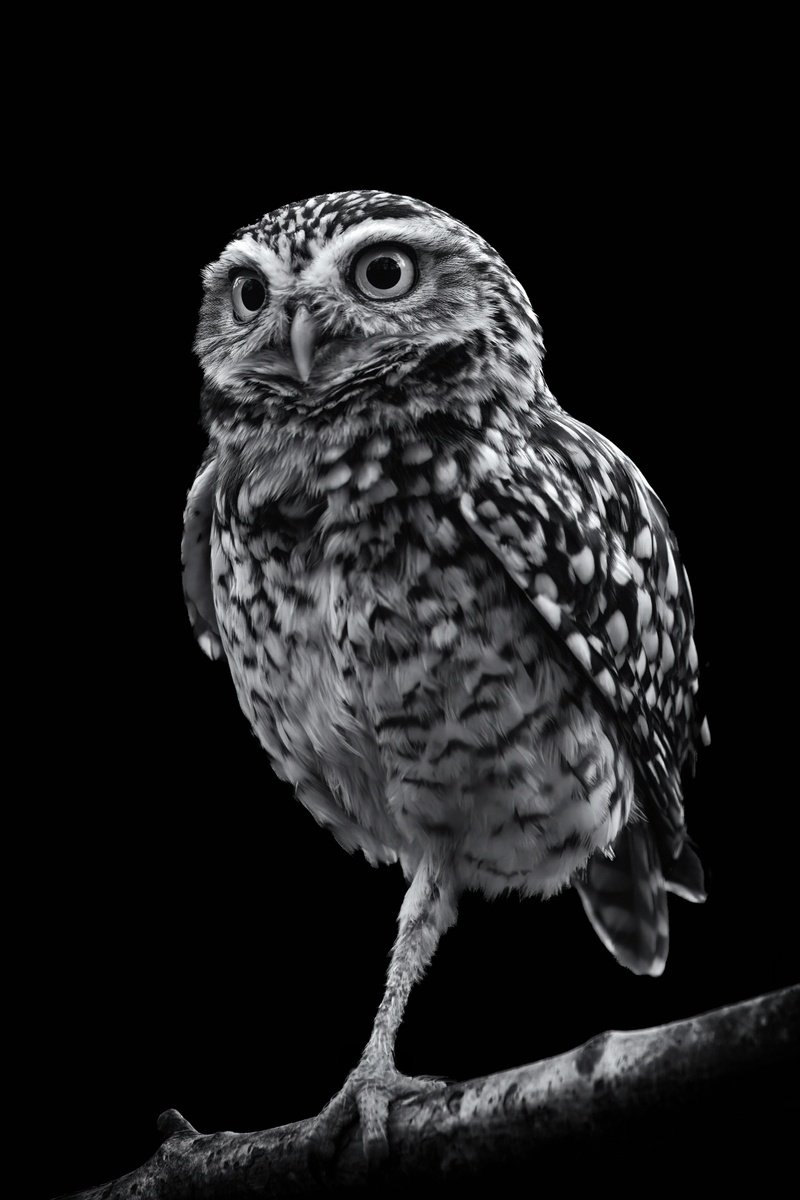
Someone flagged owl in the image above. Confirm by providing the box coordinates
[183,190,708,1164]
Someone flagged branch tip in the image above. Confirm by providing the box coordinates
[157,1109,198,1139]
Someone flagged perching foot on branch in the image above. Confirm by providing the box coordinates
[309,1053,447,1170]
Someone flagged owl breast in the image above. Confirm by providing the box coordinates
[212,488,634,898]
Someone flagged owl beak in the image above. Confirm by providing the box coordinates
[289,306,320,382]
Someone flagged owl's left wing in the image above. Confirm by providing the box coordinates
[459,410,707,856]
[182,449,223,661]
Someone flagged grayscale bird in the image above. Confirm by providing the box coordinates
[183,190,708,1163]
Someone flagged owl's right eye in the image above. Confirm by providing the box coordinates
[231,272,268,321]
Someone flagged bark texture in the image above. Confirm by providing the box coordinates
[59,985,798,1198]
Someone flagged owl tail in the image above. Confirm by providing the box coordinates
[663,840,706,904]
[575,823,676,977]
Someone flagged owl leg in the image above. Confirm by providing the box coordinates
[309,852,457,1169]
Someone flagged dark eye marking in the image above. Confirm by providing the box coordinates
[229,269,268,321]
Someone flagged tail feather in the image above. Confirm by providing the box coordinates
[664,840,706,903]
[575,822,670,976]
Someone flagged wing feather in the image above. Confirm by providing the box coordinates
[459,409,705,855]
[182,451,224,661]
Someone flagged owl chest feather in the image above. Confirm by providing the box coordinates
[213,481,632,897]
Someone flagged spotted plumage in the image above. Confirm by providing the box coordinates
[183,190,707,1158]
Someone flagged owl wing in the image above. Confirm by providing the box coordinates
[182,450,224,661]
[459,408,708,857]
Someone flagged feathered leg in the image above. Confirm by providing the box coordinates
[310,853,457,1167]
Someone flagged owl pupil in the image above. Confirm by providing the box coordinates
[241,278,265,310]
[366,256,402,290]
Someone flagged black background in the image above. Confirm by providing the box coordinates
[36,52,795,1199]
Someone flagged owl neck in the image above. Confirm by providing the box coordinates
[209,369,555,535]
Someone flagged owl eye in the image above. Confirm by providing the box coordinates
[352,244,417,300]
[231,272,268,320]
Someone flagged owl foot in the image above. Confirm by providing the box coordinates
[307,1059,446,1172]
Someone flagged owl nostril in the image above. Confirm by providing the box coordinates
[285,300,328,336]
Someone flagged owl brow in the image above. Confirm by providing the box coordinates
[226,264,265,282]
[205,245,275,288]
[340,234,457,268]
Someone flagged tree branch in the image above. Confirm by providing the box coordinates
[58,985,798,1198]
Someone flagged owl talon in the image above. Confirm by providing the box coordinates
[306,1065,446,1171]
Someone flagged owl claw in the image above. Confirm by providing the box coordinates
[306,1063,446,1173]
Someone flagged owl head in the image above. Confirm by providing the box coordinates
[195,191,546,444]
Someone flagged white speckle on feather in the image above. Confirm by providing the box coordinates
[611,557,632,586]
[661,632,675,671]
[363,435,391,459]
[570,545,595,583]
[477,499,501,520]
[637,589,653,629]
[534,573,558,601]
[595,668,615,698]
[606,611,629,651]
[433,457,459,491]
[402,441,433,465]
[363,477,398,504]
[665,544,679,597]
[320,463,351,490]
[634,526,653,558]
[643,629,660,660]
[320,444,348,463]
[431,620,459,649]
[566,631,591,670]
[533,594,561,629]
[568,445,592,470]
[473,443,502,477]
[355,461,383,490]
